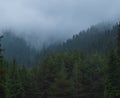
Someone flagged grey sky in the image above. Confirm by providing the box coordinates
[0,0,120,47]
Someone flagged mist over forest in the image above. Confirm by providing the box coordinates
[0,0,120,48]
[0,0,120,98]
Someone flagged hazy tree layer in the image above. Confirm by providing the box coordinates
[0,23,120,98]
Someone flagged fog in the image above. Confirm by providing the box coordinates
[0,0,120,48]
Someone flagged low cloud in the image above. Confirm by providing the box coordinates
[0,0,120,47]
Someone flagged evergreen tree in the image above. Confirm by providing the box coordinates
[104,51,118,98]
[72,57,85,98]
[104,23,120,98]
[25,67,39,98]
[0,35,6,98]
[5,60,24,98]
[49,65,74,98]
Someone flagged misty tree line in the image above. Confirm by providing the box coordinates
[1,23,116,66]
[0,23,120,98]
[38,23,116,61]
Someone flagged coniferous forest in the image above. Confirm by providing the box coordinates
[0,22,120,98]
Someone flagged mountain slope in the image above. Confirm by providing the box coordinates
[2,31,37,65]
[38,23,117,61]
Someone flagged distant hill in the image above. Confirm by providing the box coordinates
[2,31,37,65]
[38,23,117,60]
[1,23,117,65]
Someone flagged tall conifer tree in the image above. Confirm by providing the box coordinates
[0,35,6,98]
[104,23,120,98]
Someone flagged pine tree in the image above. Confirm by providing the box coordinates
[104,51,118,98]
[72,58,84,98]
[0,35,6,98]
[104,23,120,98]
[5,60,24,98]
[49,65,74,98]
[115,23,120,97]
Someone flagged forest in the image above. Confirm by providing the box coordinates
[0,23,120,98]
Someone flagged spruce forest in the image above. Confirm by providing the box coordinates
[0,22,120,98]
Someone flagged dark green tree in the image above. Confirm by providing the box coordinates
[104,51,118,98]
[0,35,6,98]
[104,23,120,98]
[48,65,74,98]
[5,60,24,98]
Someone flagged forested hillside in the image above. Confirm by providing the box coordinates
[0,23,120,98]
[2,31,37,66]
[38,23,117,61]
[1,23,117,65]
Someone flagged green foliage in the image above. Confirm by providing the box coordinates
[1,50,106,98]
[37,52,106,98]
[0,35,6,98]
[38,24,116,60]
[104,23,120,98]
[49,66,74,98]
[5,60,24,98]
[1,23,120,98]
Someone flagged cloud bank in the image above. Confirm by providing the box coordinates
[0,0,120,47]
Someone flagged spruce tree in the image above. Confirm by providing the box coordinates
[48,65,74,98]
[104,51,118,98]
[5,60,24,98]
[104,23,120,98]
[0,35,6,98]
[72,57,87,98]
[115,23,120,97]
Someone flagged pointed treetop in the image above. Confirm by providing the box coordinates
[0,35,3,39]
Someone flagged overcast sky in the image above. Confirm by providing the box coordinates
[0,0,120,47]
